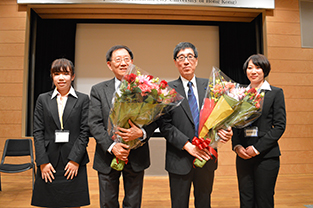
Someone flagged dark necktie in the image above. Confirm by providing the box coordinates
[188,81,199,137]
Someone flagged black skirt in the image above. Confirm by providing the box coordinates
[31,160,90,207]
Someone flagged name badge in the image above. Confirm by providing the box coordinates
[244,127,258,137]
[55,130,70,143]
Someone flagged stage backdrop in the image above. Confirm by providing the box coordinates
[74,23,219,95]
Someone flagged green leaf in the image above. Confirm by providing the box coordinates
[111,158,125,171]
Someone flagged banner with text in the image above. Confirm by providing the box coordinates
[17,0,275,9]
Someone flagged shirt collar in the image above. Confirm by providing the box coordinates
[248,80,271,92]
[180,75,196,87]
[114,77,121,91]
[260,80,271,91]
[51,86,78,99]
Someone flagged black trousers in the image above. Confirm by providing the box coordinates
[98,163,144,208]
[236,156,280,208]
[169,166,215,208]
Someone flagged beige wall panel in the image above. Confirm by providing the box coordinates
[0,0,18,5]
[0,70,23,82]
[270,60,313,73]
[283,124,313,138]
[268,47,313,60]
[280,164,313,174]
[0,124,22,138]
[0,57,24,69]
[286,112,313,125]
[279,138,313,151]
[282,86,313,99]
[0,5,27,18]
[269,72,313,86]
[0,97,22,110]
[0,83,23,96]
[267,22,300,35]
[1,153,31,164]
[0,111,22,124]
[0,44,24,56]
[267,34,301,47]
[266,10,300,23]
[281,151,313,164]
[0,31,25,43]
[0,18,26,30]
[285,99,313,112]
[275,0,299,10]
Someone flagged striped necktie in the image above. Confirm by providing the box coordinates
[187,81,199,137]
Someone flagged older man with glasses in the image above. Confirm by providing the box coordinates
[88,45,157,208]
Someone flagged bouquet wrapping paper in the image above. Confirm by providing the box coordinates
[108,65,184,171]
[194,67,264,168]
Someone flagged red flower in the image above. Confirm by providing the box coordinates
[159,80,168,89]
[147,75,154,80]
[247,88,257,94]
[125,73,137,83]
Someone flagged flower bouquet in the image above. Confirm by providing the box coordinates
[214,87,264,130]
[193,67,264,168]
[108,64,184,171]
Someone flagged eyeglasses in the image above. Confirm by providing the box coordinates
[112,56,131,64]
[176,54,196,62]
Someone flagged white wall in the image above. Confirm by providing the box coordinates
[74,23,219,95]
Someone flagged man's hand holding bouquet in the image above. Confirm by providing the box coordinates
[108,65,184,171]
[193,67,264,168]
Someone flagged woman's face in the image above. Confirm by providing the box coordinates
[52,67,75,96]
[246,60,264,88]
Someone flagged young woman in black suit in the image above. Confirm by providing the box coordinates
[232,54,286,208]
[31,58,90,207]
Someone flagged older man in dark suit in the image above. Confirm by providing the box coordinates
[88,45,157,208]
[158,42,233,208]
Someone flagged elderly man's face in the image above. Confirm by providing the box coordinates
[174,48,198,81]
[107,48,133,80]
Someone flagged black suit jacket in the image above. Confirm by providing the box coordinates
[232,86,286,158]
[33,90,90,168]
[158,77,217,175]
[88,78,157,174]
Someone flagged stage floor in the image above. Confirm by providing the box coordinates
[0,173,313,207]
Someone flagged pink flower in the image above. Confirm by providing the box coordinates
[225,82,235,90]
[138,75,152,86]
[213,84,224,95]
[139,83,152,96]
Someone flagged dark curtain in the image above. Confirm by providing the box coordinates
[219,13,263,84]
[26,10,76,136]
